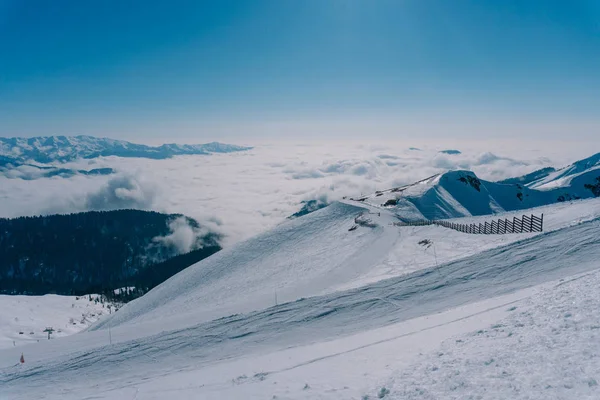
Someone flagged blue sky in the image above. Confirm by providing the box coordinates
[0,0,599,141]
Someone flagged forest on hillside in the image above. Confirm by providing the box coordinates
[0,210,221,298]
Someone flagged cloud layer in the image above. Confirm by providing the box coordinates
[85,175,157,211]
[0,140,592,246]
[152,216,210,254]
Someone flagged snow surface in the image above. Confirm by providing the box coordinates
[1,199,600,399]
[0,294,110,350]
[92,201,396,333]
[334,198,600,291]
[381,270,600,400]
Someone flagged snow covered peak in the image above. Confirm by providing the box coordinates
[0,135,252,164]
[356,154,600,221]
[526,152,600,190]
[500,153,600,190]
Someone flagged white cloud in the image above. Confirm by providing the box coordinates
[152,217,206,254]
[0,140,593,246]
[85,174,157,211]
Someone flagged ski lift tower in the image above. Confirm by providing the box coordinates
[43,327,55,340]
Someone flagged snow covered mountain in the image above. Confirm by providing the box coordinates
[501,152,600,190]
[355,153,600,221]
[498,166,557,186]
[526,152,600,189]
[0,135,252,164]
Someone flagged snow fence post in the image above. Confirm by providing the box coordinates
[520,215,525,233]
[530,214,534,232]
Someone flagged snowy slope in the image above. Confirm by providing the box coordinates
[1,213,599,400]
[0,294,111,350]
[379,269,600,400]
[0,135,251,164]
[91,201,399,332]
[334,198,600,291]
[87,197,600,337]
[498,166,557,186]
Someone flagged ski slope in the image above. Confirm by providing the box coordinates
[91,201,400,333]
[91,197,600,335]
[1,198,600,399]
[0,294,109,350]
[334,198,600,291]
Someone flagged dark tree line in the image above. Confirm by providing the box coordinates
[100,247,221,302]
[0,210,221,299]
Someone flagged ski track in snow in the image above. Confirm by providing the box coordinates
[380,270,600,400]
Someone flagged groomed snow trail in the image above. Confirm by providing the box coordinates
[1,218,599,399]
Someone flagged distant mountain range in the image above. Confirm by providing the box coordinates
[0,162,115,180]
[498,167,557,186]
[0,210,221,297]
[352,152,600,221]
[0,135,252,164]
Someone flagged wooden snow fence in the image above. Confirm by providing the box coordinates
[395,214,544,234]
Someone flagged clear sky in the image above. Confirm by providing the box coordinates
[0,0,599,141]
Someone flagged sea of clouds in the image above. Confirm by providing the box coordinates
[0,140,592,246]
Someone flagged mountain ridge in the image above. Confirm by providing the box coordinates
[499,152,600,189]
[354,152,600,221]
[0,135,252,164]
